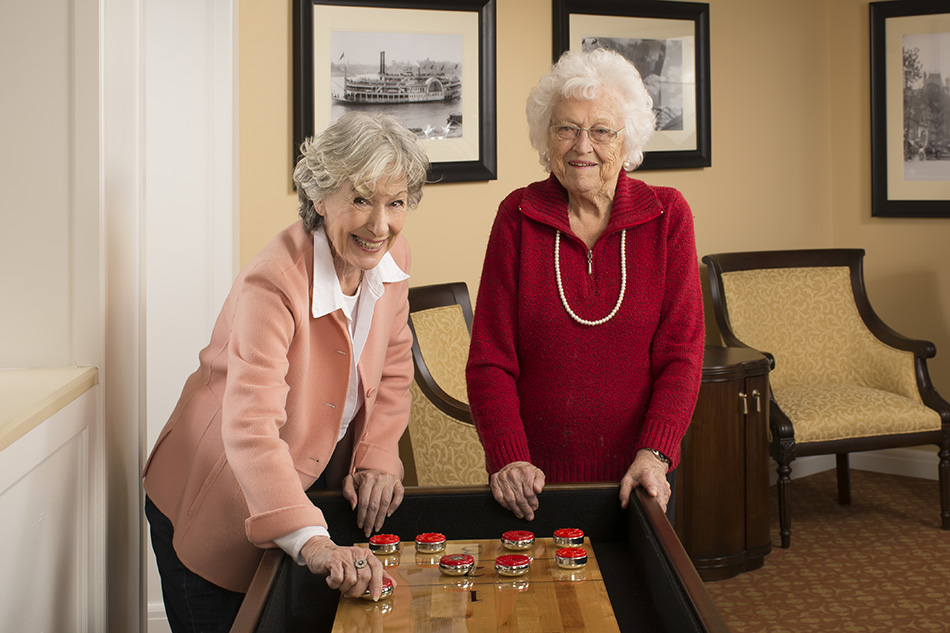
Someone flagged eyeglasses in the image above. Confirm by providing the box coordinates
[549,124,625,144]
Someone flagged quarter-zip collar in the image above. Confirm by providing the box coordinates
[518,172,665,236]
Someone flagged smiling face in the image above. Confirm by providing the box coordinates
[315,177,409,283]
[548,92,627,203]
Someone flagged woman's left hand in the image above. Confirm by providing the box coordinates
[619,449,671,512]
[342,469,405,537]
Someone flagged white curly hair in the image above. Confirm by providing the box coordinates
[526,48,656,171]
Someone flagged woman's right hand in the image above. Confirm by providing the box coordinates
[489,461,546,521]
[300,536,391,601]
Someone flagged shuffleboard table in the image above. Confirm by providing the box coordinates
[229,484,730,633]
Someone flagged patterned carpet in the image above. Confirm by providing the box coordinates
[703,469,950,633]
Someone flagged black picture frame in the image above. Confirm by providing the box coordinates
[553,0,711,171]
[870,0,950,218]
[294,0,497,183]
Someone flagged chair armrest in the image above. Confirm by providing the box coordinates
[857,313,937,359]
[412,360,472,424]
[845,252,936,359]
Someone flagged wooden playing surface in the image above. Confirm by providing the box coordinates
[331,538,621,633]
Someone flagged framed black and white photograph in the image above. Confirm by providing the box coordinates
[870,1,950,217]
[294,0,497,183]
[553,0,711,170]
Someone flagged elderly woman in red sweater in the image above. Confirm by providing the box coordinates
[143,112,428,633]
[466,48,704,522]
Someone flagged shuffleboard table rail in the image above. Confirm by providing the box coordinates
[229,483,731,633]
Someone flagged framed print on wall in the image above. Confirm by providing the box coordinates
[870,0,950,218]
[553,0,711,170]
[294,0,497,183]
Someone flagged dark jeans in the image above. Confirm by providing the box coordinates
[145,428,352,632]
[145,497,245,633]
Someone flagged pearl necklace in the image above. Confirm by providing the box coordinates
[554,229,626,326]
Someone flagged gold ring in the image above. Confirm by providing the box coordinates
[355,558,367,569]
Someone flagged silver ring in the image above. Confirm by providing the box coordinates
[355,558,367,569]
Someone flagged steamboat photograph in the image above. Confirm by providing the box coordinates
[330,31,463,141]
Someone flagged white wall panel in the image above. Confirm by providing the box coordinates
[144,0,236,452]
[102,0,148,626]
[143,0,236,629]
[0,389,97,633]
[0,0,72,366]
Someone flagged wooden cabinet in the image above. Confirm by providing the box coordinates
[674,346,772,581]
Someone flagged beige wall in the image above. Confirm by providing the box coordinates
[239,0,950,390]
[829,0,950,392]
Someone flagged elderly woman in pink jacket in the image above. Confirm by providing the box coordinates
[143,112,428,633]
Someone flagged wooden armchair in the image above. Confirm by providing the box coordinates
[703,249,950,547]
[399,282,487,486]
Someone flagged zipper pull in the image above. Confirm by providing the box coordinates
[587,249,593,275]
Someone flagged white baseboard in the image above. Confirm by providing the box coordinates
[850,447,939,480]
[148,602,172,633]
[768,447,940,485]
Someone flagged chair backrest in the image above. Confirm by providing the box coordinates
[703,249,919,399]
[408,282,474,413]
[411,304,470,404]
[402,282,487,486]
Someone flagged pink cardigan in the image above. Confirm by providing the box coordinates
[143,220,413,592]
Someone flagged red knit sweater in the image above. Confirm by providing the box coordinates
[466,173,704,482]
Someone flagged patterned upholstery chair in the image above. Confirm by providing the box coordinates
[703,249,950,548]
[399,282,487,486]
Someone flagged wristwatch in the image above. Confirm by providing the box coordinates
[649,448,671,466]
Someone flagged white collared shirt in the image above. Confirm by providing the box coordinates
[275,225,409,564]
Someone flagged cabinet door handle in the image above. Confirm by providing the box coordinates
[738,392,748,414]
[751,389,761,412]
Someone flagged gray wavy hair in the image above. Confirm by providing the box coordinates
[293,112,430,231]
[526,48,656,171]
